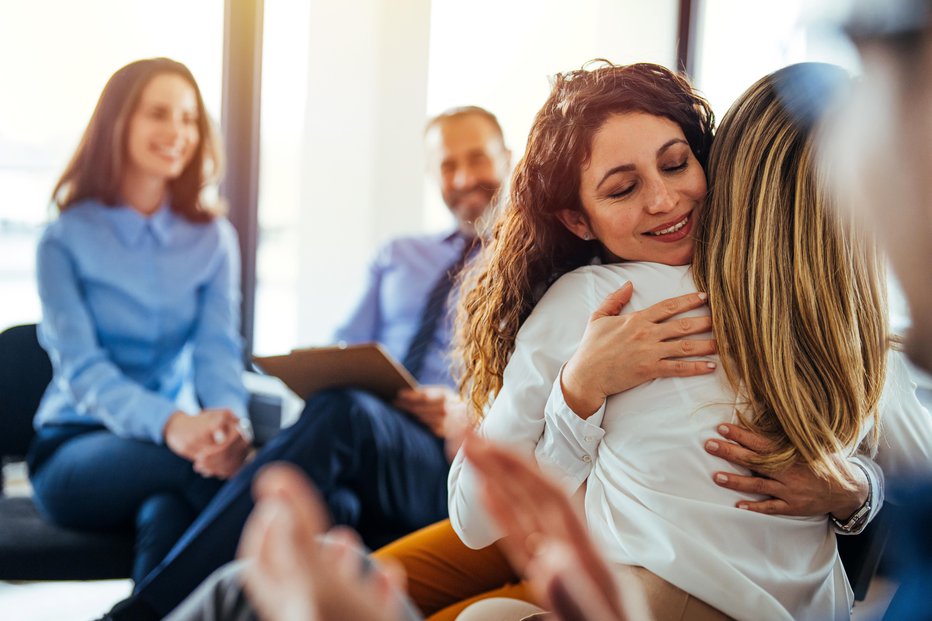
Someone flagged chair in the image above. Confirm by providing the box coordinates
[0,323,282,581]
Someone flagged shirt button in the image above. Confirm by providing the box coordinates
[582,455,591,463]
[584,436,595,443]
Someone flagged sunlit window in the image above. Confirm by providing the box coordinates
[252,0,310,355]
[692,0,859,118]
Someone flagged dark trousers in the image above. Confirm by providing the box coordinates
[883,476,932,621]
[133,389,450,617]
[28,425,223,584]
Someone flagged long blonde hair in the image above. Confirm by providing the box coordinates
[454,62,715,420]
[692,63,888,487]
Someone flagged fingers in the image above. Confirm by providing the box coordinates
[657,359,717,377]
[734,498,792,515]
[194,431,250,478]
[591,282,633,320]
[393,388,445,414]
[704,438,760,469]
[660,338,717,359]
[643,291,708,323]
[657,315,714,341]
[716,423,777,453]
[253,463,330,545]
[465,436,584,562]
[535,541,625,621]
[712,471,782,498]
[466,436,622,612]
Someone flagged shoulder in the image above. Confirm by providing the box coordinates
[531,262,696,322]
[519,265,608,340]
[209,216,239,251]
[384,230,450,252]
[39,200,105,250]
[372,230,453,264]
[175,214,239,253]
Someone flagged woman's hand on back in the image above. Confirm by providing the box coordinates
[561,282,717,417]
[706,423,870,519]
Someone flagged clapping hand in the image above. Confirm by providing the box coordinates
[463,433,649,621]
[238,463,407,621]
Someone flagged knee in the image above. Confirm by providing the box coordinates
[136,493,194,541]
[302,389,380,435]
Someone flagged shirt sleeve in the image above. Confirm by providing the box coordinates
[448,269,595,549]
[36,233,178,443]
[535,365,607,492]
[191,220,249,423]
[333,242,388,344]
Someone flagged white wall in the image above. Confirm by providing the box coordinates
[271,0,679,349]
[293,0,432,346]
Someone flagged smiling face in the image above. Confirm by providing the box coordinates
[561,112,707,265]
[124,72,201,186]
[425,113,510,233]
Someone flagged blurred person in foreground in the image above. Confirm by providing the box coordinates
[823,1,932,618]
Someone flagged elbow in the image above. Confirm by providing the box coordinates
[447,507,490,551]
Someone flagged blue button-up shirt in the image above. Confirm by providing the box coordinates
[34,200,248,444]
[334,230,468,387]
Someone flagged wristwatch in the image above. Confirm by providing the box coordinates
[831,461,873,534]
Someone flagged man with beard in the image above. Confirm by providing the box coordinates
[104,106,511,621]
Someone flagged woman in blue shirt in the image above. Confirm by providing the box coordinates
[27,57,252,585]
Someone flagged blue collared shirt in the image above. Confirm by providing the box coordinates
[34,199,248,444]
[334,229,469,387]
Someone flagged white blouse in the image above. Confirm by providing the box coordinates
[448,262,932,621]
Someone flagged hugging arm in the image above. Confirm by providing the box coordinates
[706,351,932,528]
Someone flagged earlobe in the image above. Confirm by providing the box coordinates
[556,209,593,241]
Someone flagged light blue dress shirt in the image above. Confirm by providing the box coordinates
[34,199,248,444]
[334,229,467,387]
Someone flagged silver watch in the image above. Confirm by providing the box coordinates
[831,462,872,534]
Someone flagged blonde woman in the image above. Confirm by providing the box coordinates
[448,62,932,620]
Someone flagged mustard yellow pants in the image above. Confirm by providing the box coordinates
[373,519,536,621]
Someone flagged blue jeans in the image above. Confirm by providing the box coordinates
[28,424,223,584]
[132,389,450,617]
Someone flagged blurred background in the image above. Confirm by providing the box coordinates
[0,0,870,357]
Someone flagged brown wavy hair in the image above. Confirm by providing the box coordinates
[52,57,223,222]
[454,61,715,420]
[692,63,888,486]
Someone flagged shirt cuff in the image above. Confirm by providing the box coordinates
[535,368,607,492]
[834,456,884,535]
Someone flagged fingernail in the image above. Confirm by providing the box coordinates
[697,292,708,301]
[737,503,750,510]
[718,424,729,436]
[705,440,719,452]
[707,362,716,369]
[714,473,728,484]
